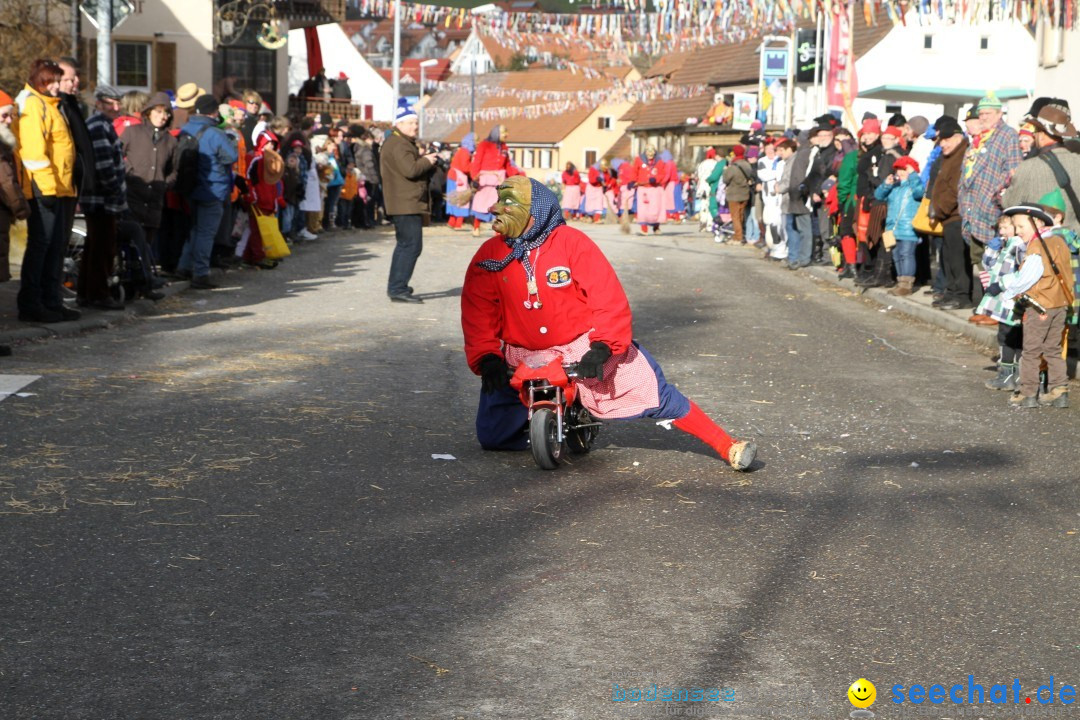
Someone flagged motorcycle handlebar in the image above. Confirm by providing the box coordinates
[507,364,581,379]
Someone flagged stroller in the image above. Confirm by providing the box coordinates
[63,216,154,304]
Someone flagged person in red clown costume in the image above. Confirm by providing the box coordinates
[603,159,620,218]
[469,124,521,237]
[461,176,757,471]
[245,128,285,269]
[446,132,474,230]
[561,162,582,221]
[584,162,606,223]
[616,156,636,220]
[632,145,665,234]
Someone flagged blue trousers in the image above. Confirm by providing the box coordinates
[785,213,813,267]
[179,200,225,278]
[388,214,423,296]
[893,240,917,277]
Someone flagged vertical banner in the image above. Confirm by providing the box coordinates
[826,5,857,113]
[795,28,819,83]
[304,26,323,79]
[732,92,758,130]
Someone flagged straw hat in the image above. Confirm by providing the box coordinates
[175,82,206,109]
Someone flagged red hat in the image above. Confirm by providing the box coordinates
[705,147,716,159]
[731,144,746,158]
[338,71,349,80]
[859,118,881,136]
[0,89,12,108]
[892,156,920,173]
[883,125,904,139]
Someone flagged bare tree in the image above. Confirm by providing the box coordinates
[0,0,72,94]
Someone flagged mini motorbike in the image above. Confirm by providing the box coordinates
[509,350,602,470]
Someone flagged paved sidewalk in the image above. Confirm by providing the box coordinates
[715,240,998,351]
[0,224,384,347]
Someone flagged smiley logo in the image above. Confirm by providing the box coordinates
[848,678,876,708]
[545,266,572,287]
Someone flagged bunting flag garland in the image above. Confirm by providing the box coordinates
[423,78,714,123]
[351,0,1079,39]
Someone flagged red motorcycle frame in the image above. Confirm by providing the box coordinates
[509,351,601,470]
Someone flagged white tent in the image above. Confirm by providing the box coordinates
[288,23,394,122]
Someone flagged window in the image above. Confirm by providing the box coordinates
[584,150,597,167]
[115,41,150,89]
[212,43,277,111]
[980,36,989,50]
[539,150,552,169]
[923,34,933,49]
[1040,22,1066,67]
[597,116,613,130]
[523,149,534,169]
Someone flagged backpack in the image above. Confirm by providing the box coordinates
[173,125,210,198]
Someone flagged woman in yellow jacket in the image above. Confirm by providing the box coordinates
[16,59,78,323]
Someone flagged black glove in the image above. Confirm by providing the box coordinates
[479,353,509,395]
[986,282,1003,297]
[470,180,480,190]
[234,175,249,195]
[648,177,658,186]
[576,341,612,381]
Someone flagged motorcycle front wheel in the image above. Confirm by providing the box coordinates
[529,408,563,470]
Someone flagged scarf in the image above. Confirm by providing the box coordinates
[477,178,565,279]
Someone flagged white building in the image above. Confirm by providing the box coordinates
[1034,19,1077,103]
[287,22,394,122]
[449,30,496,75]
[853,12,1037,124]
[76,0,341,113]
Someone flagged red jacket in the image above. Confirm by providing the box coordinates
[462,225,634,372]
[449,147,471,183]
[470,139,522,177]
[587,166,604,186]
[633,156,664,186]
[247,131,284,213]
[617,162,636,188]
[562,169,580,186]
[450,147,471,174]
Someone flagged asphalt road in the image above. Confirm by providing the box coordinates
[1,221,1077,720]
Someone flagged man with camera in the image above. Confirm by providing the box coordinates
[380,102,438,303]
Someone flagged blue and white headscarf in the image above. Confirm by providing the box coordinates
[477,178,565,278]
[461,132,476,152]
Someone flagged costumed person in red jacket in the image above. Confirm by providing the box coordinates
[461,176,757,471]
[469,124,520,237]
[616,156,636,220]
[584,162,607,223]
[604,159,620,218]
[561,162,582,221]
[446,132,474,230]
[633,146,666,234]
[660,150,683,223]
[244,129,285,269]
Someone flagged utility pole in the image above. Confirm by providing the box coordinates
[392,0,401,115]
[97,0,113,87]
[71,1,81,62]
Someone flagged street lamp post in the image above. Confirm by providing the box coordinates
[418,59,438,140]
